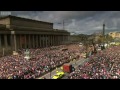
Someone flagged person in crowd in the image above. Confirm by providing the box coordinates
[0,44,85,79]
[68,46,120,79]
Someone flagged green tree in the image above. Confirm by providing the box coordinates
[105,34,114,42]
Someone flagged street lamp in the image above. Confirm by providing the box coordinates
[11,30,17,53]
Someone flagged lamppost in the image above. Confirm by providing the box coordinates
[11,30,17,53]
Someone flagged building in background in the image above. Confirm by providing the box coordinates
[108,32,120,39]
[0,15,70,55]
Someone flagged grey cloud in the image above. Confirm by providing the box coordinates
[6,11,120,34]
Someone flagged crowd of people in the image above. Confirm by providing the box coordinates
[68,45,120,79]
[0,44,85,79]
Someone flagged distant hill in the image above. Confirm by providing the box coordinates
[70,29,120,35]
[95,29,120,34]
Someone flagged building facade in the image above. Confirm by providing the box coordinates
[0,15,70,55]
[108,32,120,39]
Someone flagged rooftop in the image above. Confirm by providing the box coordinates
[0,15,53,25]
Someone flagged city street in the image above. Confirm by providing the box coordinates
[37,58,89,79]
[62,58,89,79]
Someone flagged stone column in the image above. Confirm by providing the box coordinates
[39,35,41,48]
[62,35,63,44]
[34,35,36,48]
[49,35,50,46]
[38,35,40,48]
[19,34,22,49]
[60,35,62,44]
[64,35,65,41]
[58,35,60,45]
[57,35,59,45]
[59,35,61,45]
[16,35,19,50]
[52,35,54,46]
[62,35,64,44]
[43,35,45,48]
[30,35,33,48]
[66,35,68,41]
[18,35,21,49]
[44,35,46,47]
[67,35,69,41]
[54,35,56,45]
[67,35,68,41]
[36,35,38,48]
[10,34,14,51]
[25,35,27,48]
[4,34,8,48]
[19,35,21,49]
[58,35,59,45]
[24,34,27,49]
[40,35,43,47]
[57,35,58,45]
[0,35,1,48]
[10,34,17,51]
[47,35,48,47]
[37,35,39,48]
[63,36,66,41]
[45,35,47,47]
[38,35,39,48]
[50,35,52,46]
[63,35,65,41]
[54,35,56,46]
[16,35,18,49]
[27,35,29,48]
[55,35,57,45]
[56,35,58,45]
[32,35,35,48]
[48,35,50,47]
[28,34,31,48]
[49,35,51,46]
[53,35,55,46]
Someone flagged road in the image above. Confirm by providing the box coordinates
[37,58,89,79]
[37,66,63,79]
[62,58,89,79]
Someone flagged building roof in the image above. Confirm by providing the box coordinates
[0,15,70,34]
[0,15,53,24]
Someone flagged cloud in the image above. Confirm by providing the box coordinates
[7,11,120,34]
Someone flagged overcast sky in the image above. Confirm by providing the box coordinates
[2,11,120,35]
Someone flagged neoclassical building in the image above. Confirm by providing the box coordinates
[0,15,70,55]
